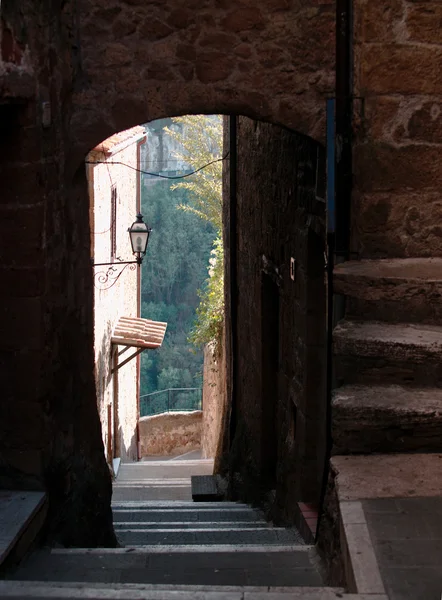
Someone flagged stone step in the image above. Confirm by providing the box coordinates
[112,507,266,523]
[334,319,442,386]
[112,486,193,502]
[115,527,304,547]
[115,461,214,482]
[114,521,270,529]
[332,384,442,454]
[10,548,322,587]
[334,257,442,324]
[0,581,357,600]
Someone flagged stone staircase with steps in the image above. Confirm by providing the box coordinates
[0,460,377,599]
[333,257,442,455]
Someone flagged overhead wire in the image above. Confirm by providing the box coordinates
[85,152,229,181]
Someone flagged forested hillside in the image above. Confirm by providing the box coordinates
[139,116,223,416]
[140,179,216,398]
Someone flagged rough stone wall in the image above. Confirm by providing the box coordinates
[225,117,327,519]
[201,341,227,459]
[139,411,202,457]
[88,127,144,465]
[352,0,442,258]
[0,1,116,546]
[70,0,335,162]
[0,0,334,549]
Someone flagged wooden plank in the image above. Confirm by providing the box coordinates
[111,336,162,349]
[113,331,164,344]
[116,321,166,333]
[0,491,46,566]
[114,326,165,338]
[119,317,167,328]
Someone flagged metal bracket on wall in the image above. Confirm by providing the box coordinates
[111,346,145,374]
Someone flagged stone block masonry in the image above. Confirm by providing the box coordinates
[139,411,202,458]
[352,0,442,258]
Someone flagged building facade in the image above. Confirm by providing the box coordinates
[87,126,146,466]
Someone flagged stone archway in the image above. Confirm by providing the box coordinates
[69,0,335,166]
[1,0,333,546]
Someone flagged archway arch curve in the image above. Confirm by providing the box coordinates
[70,0,334,164]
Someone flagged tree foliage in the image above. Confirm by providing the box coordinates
[165,115,223,232]
[139,115,224,407]
[140,180,215,397]
[165,115,224,352]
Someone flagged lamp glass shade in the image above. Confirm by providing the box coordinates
[128,214,150,257]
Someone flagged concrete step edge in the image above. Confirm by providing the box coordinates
[115,527,286,533]
[52,544,312,554]
[112,503,252,508]
[0,581,353,599]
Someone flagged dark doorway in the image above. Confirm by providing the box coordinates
[260,272,280,486]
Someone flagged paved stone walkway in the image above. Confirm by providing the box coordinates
[363,497,442,600]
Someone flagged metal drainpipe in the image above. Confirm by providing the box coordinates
[335,0,353,262]
[316,0,353,541]
[229,115,238,447]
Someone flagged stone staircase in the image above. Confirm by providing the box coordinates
[0,460,375,599]
[333,257,442,455]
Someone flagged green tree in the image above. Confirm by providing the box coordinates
[165,115,224,352]
[165,116,223,231]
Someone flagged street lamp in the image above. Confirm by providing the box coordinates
[128,213,151,265]
[92,213,152,289]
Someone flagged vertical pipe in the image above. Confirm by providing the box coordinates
[229,115,238,446]
[335,0,353,259]
[316,98,336,541]
[316,0,353,539]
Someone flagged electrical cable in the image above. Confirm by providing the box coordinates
[85,152,229,180]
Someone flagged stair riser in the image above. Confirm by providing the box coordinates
[333,259,442,326]
[113,512,264,523]
[332,407,442,454]
[334,353,442,387]
[116,529,303,546]
[344,296,442,326]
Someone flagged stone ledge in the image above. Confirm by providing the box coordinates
[334,258,442,324]
[332,384,442,454]
[319,454,442,597]
[331,453,442,501]
[334,320,442,386]
[0,490,46,568]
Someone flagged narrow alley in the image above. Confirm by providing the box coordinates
[0,457,356,599]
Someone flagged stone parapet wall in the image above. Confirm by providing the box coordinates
[139,411,202,457]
